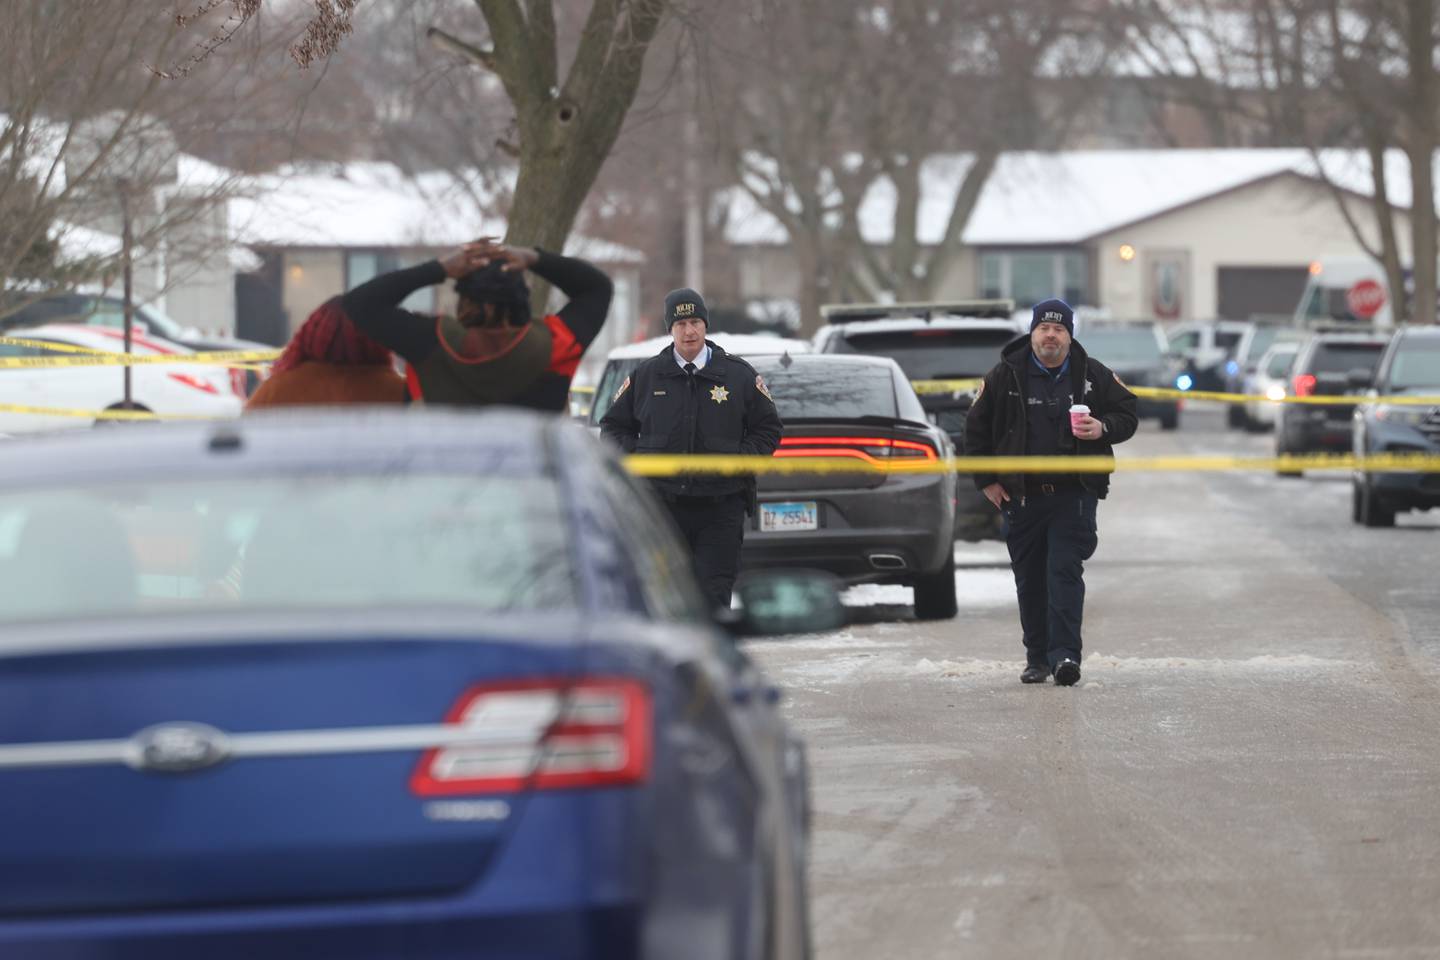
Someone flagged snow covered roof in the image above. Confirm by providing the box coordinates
[825,316,1026,337]
[724,148,1420,248]
[231,162,645,264]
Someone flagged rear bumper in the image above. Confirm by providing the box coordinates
[1136,397,1174,421]
[1280,410,1354,451]
[1364,432,1440,509]
[1,904,643,960]
[0,784,737,960]
[744,474,953,581]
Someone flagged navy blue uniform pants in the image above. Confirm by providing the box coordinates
[664,494,748,610]
[1003,489,1099,669]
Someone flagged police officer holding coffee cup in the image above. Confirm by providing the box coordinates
[964,299,1138,686]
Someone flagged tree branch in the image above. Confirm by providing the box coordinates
[426,27,498,73]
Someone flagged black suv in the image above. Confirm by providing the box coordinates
[1076,321,1182,430]
[812,300,1018,541]
[1351,327,1440,526]
[1275,330,1389,474]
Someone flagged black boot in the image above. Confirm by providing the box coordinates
[1020,664,1050,684]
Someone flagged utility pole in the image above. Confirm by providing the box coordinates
[120,184,135,409]
[682,113,704,294]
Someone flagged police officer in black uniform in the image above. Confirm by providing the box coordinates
[965,299,1138,687]
[600,288,784,609]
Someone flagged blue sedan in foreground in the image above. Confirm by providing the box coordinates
[0,409,833,960]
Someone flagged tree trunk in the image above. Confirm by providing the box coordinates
[922,149,998,299]
[465,0,666,312]
[794,239,826,338]
[887,161,922,300]
[1366,134,1409,324]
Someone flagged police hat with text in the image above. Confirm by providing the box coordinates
[1030,298,1074,336]
[665,288,709,330]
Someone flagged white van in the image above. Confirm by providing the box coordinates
[1294,256,1395,329]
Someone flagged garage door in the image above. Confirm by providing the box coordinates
[1216,266,1310,320]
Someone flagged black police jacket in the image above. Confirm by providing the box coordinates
[964,335,1139,500]
[599,340,784,498]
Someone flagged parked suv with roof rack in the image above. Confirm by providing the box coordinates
[812,300,1020,541]
[1275,329,1390,476]
[1076,320,1183,430]
[1351,327,1440,526]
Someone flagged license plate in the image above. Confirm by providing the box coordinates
[759,501,818,532]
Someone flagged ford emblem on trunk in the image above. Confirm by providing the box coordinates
[128,723,231,774]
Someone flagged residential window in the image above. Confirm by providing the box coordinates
[345,251,436,314]
[979,250,1091,308]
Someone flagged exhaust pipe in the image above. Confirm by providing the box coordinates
[869,554,907,570]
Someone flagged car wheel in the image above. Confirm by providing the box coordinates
[1359,478,1396,528]
[912,550,957,620]
[1351,480,1363,524]
[1275,438,1302,478]
[1159,410,1180,431]
[1226,404,1245,429]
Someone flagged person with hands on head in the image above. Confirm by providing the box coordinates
[340,237,613,411]
[964,298,1138,687]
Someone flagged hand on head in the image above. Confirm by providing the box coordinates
[467,238,539,274]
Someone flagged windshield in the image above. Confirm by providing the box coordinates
[752,361,898,419]
[1264,347,1298,377]
[831,329,1014,380]
[1242,327,1292,363]
[1310,342,1385,376]
[589,358,643,424]
[0,474,576,626]
[1389,342,1440,389]
[1079,328,1163,364]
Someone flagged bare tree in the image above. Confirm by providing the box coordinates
[703,0,1116,332]
[198,0,674,264]
[1116,0,1440,323]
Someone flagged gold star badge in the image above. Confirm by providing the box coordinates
[709,385,730,404]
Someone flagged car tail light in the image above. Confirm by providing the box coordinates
[1293,374,1317,397]
[410,679,651,796]
[168,372,220,394]
[775,436,938,465]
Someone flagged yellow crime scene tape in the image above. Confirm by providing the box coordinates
[0,402,219,421]
[908,378,1440,406]
[0,335,113,355]
[0,349,280,370]
[1129,385,1440,406]
[622,452,1440,476]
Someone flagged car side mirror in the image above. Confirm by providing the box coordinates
[725,569,847,637]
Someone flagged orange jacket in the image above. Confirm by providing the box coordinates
[244,362,407,411]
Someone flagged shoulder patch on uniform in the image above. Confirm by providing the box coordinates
[613,376,631,402]
[755,374,772,401]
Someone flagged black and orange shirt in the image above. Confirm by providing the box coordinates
[340,250,613,413]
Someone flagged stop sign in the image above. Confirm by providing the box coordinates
[1346,279,1386,319]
